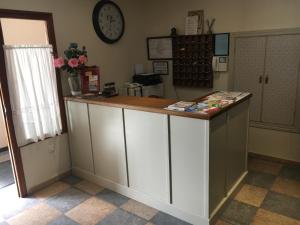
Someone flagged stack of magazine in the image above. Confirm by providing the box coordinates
[165,91,244,114]
[165,101,196,112]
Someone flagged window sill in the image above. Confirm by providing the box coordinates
[18,131,68,149]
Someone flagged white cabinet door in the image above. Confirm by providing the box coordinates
[89,104,128,186]
[124,109,170,203]
[262,34,300,126]
[170,116,209,217]
[234,37,266,122]
[67,101,94,173]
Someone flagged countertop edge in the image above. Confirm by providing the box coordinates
[64,93,252,120]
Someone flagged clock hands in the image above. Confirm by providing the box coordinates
[107,15,116,32]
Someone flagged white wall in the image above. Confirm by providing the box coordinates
[0,0,148,191]
[0,103,8,149]
[142,0,300,99]
[249,128,300,162]
[1,0,299,181]
[20,134,70,192]
[0,0,148,96]
[141,0,300,162]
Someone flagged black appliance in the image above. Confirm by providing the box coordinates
[132,73,162,86]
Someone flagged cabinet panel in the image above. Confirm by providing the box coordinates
[234,37,266,121]
[88,104,127,186]
[124,109,170,203]
[226,101,249,191]
[209,114,227,215]
[170,116,209,217]
[67,101,94,173]
[262,34,300,126]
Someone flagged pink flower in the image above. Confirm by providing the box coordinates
[54,57,64,68]
[68,58,79,68]
[79,55,87,64]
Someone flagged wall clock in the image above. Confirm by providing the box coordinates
[92,0,125,44]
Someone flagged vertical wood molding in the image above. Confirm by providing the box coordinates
[0,17,27,197]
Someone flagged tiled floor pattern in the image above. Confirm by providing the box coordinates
[0,150,10,163]
[0,176,190,225]
[0,159,14,189]
[216,157,300,225]
[0,157,299,225]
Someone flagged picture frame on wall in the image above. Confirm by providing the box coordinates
[214,33,230,56]
[153,61,169,75]
[147,36,173,60]
[188,10,204,34]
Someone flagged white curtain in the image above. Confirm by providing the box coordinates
[4,45,62,146]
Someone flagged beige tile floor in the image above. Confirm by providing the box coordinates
[0,151,10,163]
[0,157,299,225]
[0,177,190,225]
[216,157,300,225]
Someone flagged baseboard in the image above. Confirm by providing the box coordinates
[249,152,300,165]
[27,170,72,195]
[72,167,209,225]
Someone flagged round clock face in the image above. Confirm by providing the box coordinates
[93,0,125,44]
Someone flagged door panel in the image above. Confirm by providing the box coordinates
[124,109,170,203]
[209,114,227,216]
[170,116,208,217]
[262,34,300,125]
[89,104,128,186]
[226,101,249,191]
[67,101,94,173]
[234,37,266,121]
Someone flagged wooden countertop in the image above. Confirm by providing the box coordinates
[64,92,252,120]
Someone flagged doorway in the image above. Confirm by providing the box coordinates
[0,99,14,190]
[0,9,67,198]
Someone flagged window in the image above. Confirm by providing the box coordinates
[0,18,65,146]
[1,18,48,45]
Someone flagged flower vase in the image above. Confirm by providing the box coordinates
[68,73,82,96]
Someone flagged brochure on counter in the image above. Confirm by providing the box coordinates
[165,91,244,114]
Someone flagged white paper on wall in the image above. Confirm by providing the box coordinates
[185,15,199,35]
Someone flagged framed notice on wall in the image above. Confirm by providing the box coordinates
[153,61,169,75]
[214,33,230,56]
[147,36,173,60]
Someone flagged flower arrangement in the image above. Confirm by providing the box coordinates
[54,43,88,76]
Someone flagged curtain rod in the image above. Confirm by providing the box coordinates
[3,45,53,49]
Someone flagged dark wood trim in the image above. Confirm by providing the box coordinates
[0,19,27,197]
[0,9,68,197]
[249,152,300,166]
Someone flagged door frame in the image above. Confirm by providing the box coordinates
[0,9,67,197]
[229,27,300,133]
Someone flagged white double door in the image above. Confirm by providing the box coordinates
[234,34,300,126]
